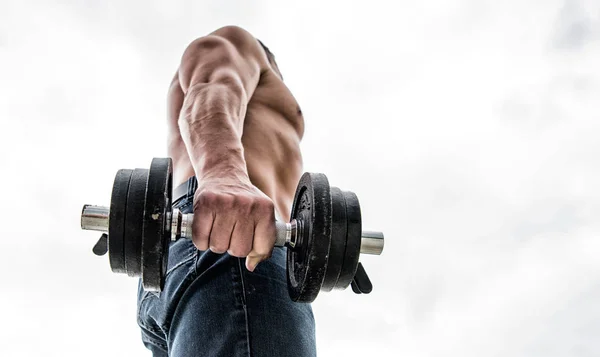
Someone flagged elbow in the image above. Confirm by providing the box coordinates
[185,76,247,110]
[178,83,247,127]
[192,70,246,97]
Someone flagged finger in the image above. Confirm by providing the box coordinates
[246,213,276,272]
[245,255,263,273]
[192,201,214,251]
[209,213,235,254]
[227,218,253,258]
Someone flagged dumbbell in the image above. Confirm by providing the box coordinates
[81,158,384,302]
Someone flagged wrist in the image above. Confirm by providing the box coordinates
[194,149,249,183]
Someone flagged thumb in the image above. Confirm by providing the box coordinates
[245,255,263,272]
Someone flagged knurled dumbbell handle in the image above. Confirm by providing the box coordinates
[81,205,384,255]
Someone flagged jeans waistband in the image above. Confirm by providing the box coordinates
[173,176,198,205]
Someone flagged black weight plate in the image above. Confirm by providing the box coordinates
[334,190,362,290]
[108,169,133,274]
[141,158,173,291]
[123,168,149,277]
[287,172,331,302]
[320,187,346,292]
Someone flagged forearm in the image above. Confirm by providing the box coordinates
[178,82,249,181]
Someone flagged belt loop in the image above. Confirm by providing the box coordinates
[187,176,198,199]
[172,176,199,205]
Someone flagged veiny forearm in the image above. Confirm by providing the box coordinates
[178,82,250,181]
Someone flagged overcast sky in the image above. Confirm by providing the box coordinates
[1,0,599,356]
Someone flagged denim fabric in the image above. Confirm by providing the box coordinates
[137,192,317,357]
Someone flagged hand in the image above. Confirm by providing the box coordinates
[191,175,276,272]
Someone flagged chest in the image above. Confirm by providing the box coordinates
[248,77,304,137]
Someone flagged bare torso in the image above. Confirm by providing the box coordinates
[168,52,304,220]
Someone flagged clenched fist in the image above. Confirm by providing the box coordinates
[191,176,277,272]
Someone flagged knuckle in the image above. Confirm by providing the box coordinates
[263,197,275,210]
[254,197,274,214]
[234,195,252,210]
[228,246,251,258]
[192,239,207,251]
[196,190,217,206]
[197,191,238,211]
[227,249,240,257]
[217,194,235,208]
[209,244,227,254]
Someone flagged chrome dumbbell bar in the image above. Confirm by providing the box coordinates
[81,204,384,255]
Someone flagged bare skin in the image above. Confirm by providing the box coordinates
[167,26,305,271]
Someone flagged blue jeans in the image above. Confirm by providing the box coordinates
[136,191,317,356]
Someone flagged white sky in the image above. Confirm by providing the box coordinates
[1,0,599,356]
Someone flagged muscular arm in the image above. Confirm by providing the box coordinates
[170,26,276,271]
[177,26,268,181]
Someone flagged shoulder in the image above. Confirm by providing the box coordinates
[184,26,265,61]
[178,26,274,92]
[210,26,259,50]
